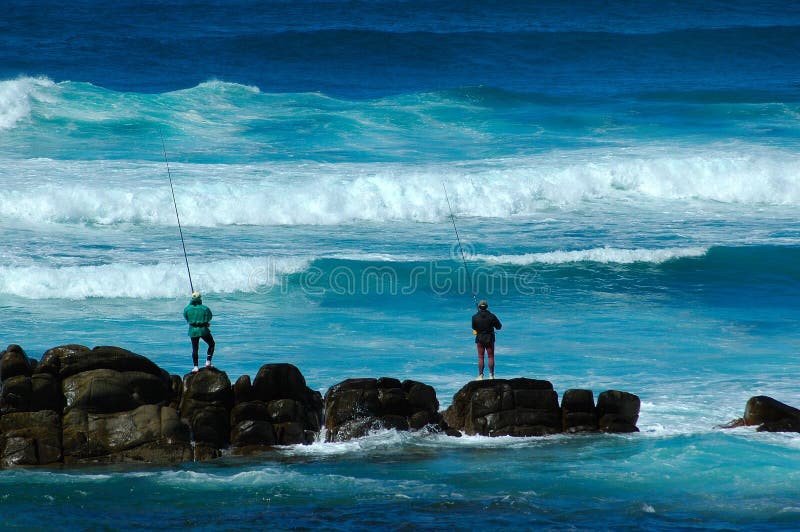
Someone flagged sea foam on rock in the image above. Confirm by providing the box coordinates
[324,377,447,442]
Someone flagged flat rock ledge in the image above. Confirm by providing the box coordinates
[722,395,800,432]
[1,343,641,468]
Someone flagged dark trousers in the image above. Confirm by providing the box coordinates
[191,333,215,366]
[477,342,495,376]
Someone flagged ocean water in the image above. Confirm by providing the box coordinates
[2,1,800,529]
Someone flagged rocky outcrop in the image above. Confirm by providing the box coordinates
[723,395,800,432]
[230,363,323,454]
[0,341,648,468]
[443,380,640,436]
[324,377,445,442]
[0,345,64,466]
[180,368,233,460]
[443,378,561,436]
[0,344,325,467]
[561,389,598,433]
[596,390,640,433]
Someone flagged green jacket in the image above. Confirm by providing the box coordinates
[183,298,212,338]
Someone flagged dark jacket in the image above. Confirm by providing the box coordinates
[472,309,502,346]
[184,297,212,338]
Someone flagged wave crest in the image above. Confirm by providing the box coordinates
[477,247,709,265]
[0,256,308,300]
[2,149,799,227]
[0,76,56,130]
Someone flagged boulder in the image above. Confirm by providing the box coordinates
[443,379,560,437]
[38,345,166,381]
[1,373,63,415]
[0,345,34,382]
[248,364,323,445]
[62,369,171,414]
[0,410,62,466]
[324,377,444,442]
[728,396,800,433]
[233,374,252,404]
[561,389,598,433]
[596,390,640,433]
[180,368,233,451]
[62,404,190,463]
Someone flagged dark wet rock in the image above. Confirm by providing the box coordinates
[233,374,252,404]
[1,373,63,415]
[231,419,276,447]
[168,374,183,410]
[0,345,35,382]
[324,377,444,442]
[0,344,334,467]
[231,400,269,425]
[561,389,598,433]
[596,390,640,433]
[38,345,168,381]
[62,368,172,414]
[443,378,561,437]
[253,363,310,402]
[721,395,800,433]
[61,404,191,464]
[231,364,323,449]
[180,368,233,450]
[0,410,62,466]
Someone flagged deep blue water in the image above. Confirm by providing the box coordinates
[2,1,800,530]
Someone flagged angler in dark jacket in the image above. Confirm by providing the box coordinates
[471,299,502,380]
[183,291,215,373]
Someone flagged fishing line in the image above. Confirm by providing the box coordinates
[442,182,478,306]
[160,130,194,294]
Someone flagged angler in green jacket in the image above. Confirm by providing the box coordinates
[183,291,215,373]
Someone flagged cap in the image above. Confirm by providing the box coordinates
[191,291,202,300]
[478,299,488,309]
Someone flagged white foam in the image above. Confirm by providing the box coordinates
[0,256,308,300]
[476,246,709,265]
[0,76,56,130]
[2,146,800,227]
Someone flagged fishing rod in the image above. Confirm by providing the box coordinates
[159,130,194,294]
[442,182,478,307]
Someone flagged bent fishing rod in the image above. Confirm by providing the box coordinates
[160,130,195,294]
[442,182,478,307]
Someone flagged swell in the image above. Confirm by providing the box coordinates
[3,22,799,95]
[3,78,799,167]
[3,246,798,301]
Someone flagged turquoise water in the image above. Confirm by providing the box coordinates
[3,1,800,529]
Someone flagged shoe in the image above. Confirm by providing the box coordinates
[191,366,199,373]
[477,374,483,381]
[489,373,495,380]
[205,360,213,368]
